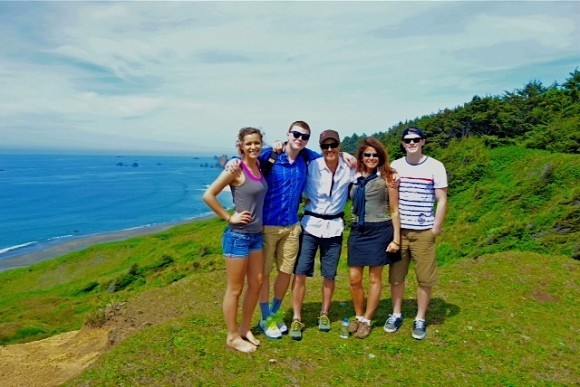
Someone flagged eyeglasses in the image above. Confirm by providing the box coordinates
[290,131,311,141]
[363,152,379,158]
[403,137,422,144]
[320,142,339,150]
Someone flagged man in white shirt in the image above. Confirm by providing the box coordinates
[384,127,448,340]
[289,130,356,341]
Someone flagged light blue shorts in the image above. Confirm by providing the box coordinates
[222,228,263,258]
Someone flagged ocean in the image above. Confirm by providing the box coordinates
[0,153,232,261]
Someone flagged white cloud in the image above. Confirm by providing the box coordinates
[0,1,578,155]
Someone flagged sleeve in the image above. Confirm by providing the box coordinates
[433,160,448,189]
[302,148,322,162]
[259,147,274,164]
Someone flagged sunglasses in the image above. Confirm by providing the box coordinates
[403,137,422,144]
[290,131,311,141]
[363,152,379,158]
[320,142,339,150]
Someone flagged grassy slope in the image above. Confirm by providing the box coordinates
[0,218,227,344]
[69,252,578,386]
[437,143,579,263]
[0,144,578,383]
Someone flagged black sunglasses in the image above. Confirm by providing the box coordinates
[290,131,311,141]
[363,152,379,158]
[403,137,422,144]
[320,142,339,150]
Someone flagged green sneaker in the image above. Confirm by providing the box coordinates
[289,319,304,341]
[272,310,287,334]
[259,316,282,339]
[318,314,331,332]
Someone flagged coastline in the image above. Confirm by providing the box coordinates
[0,215,216,272]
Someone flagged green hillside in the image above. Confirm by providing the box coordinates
[68,251,577,385]
[0,143,576,348]
[0,70,578,384]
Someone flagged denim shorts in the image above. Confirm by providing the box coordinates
[222,228,263,258]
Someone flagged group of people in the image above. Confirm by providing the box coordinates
[203,121,447,353]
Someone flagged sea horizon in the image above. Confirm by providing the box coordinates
[0,152,232,269]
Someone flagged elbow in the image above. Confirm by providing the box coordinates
[202,191,210,204]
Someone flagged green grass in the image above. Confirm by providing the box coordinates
[438,143,579,263]
[0,142,578,384]
[0,218,227,345]
[68,252,578,386]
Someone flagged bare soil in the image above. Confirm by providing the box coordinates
[0,277,207,387]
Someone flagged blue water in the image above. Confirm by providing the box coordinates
[0,153,232,259]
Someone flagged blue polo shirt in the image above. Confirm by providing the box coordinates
[259,147,320,226]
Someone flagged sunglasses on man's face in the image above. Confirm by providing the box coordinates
[402,137,422,144]
[363,153,379,158]
[320,142,339,150]
[290,131,311,141]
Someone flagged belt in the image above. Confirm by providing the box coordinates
[303,210,344,220]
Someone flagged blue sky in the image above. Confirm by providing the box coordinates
[1,1,578,155]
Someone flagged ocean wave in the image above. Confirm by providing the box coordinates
[0,241,38,255]
[48,234,74,241]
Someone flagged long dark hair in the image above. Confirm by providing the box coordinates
[355,137,395,182]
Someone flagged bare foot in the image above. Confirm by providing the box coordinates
[227,336,256,353]
[241,330,261,346]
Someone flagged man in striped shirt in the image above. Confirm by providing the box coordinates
[384,127,448,340]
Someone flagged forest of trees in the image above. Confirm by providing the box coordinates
[340,69,580,158]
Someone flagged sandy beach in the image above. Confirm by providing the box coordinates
[0,216,214,272]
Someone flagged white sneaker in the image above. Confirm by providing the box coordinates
[277,321,288,334]
[259,318,282,339]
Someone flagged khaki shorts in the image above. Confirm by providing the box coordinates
[388,229,438,288]
[263,222,302,275]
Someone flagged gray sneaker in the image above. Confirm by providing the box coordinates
[289,319,304,341]
[383,314,403,333]
[318,314,331,332]
[412,319,426,340]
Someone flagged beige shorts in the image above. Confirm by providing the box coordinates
[263,222,302,275]
[388,229,438,288]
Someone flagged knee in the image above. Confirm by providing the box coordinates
[369,275,382,287]
[227,285,244,298]
[248,275,263,290]
[349,277,362,289]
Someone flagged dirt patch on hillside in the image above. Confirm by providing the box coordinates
[0,328,109,387]
[0,277,219,386]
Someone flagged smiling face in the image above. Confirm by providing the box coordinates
[401,135,425,155]
[361,146,379,172]
[287,124,310,152]
[320,138,340,164]
[240,132,263,161]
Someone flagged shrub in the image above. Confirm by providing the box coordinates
[75,281,99,295]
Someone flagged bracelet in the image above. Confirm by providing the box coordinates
[226,214,231,223]
[391,241,400,247]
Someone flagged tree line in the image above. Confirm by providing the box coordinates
[341,69,580,158]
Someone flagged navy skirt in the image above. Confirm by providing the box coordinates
[347,221,401,267]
